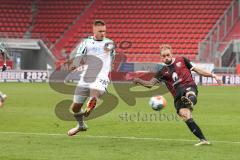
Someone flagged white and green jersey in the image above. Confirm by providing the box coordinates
[0,41,7,53]
[71,36,115,81]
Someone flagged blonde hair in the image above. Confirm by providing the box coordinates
[160,44,172,53]
[93,20,106,26]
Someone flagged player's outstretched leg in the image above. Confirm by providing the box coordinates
[67,103,88,136]
[179,108,210,146]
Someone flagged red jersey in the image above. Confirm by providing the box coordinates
[154,57,196,97]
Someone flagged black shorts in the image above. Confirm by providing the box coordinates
[174,85,198,114]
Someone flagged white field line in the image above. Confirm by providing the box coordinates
[0,131,239,144]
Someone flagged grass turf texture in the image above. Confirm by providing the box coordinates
[0,83,240,160]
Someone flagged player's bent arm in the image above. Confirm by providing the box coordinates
[192,66,222,84]
[67,59,76,71]
[68,39,87,70]
[133,78,158,88]
[67,56,86,72]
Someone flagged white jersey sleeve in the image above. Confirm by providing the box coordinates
[0,42,7,53]
[70,39,87,59]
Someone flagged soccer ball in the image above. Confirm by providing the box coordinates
[149,95,167,111]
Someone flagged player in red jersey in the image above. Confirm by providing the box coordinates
[133,44,222,146]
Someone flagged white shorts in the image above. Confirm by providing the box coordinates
[73,78,109,104]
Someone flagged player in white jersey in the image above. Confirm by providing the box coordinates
[0,91,7,107]
[0,41,8,71]
[0,42,8,107]
[67,20,115,136]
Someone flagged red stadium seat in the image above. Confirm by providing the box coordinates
[0,0,32,37]
[32,0,92,49]
[0,0,233,62]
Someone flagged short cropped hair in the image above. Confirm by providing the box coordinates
[160,44,172,53]
[93,20,106,26]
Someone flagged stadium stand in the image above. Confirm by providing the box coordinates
[0,0,32,37]
[216,20,240,54]
[221,20,240,42]
[60,0,233,62]
[32,0,92,46]
[0,0,235,63]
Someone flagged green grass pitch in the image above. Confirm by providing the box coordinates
[0,83,240,160]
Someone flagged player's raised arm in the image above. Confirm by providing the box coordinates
[182,57,222,85]
[133,77,159,88]
[192,67,222,84]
